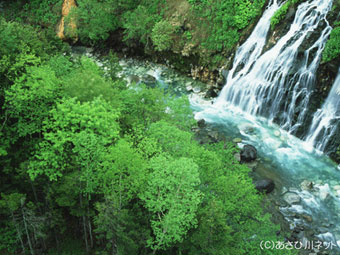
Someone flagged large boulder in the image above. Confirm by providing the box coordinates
[205,87,218,98]
[240,144,257,162]
[283,192,301,205]
[141,74,157,86]
[197,119,206,128]
[255,179,275,194]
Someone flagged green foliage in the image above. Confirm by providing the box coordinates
[119,84,168,130]
[184,31,193,40]
[0,6,295,253]
[0,224,19,253]
[140,155,202,251]
[63,56,122,105]
[22,0,63,27]
[151,20,174,51]
[0,18,66,85]
[190,0,265,51]
[28,97,120,181]
[322,25,340,62]
[102,50,123,80]
[270,0,301,30]
[4,65,61,138]
[71,0,118,44]
[123,5,161,45]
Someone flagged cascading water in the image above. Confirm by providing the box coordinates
[189,0,340,252]
[216,0,333,134]
[305,69,340,152]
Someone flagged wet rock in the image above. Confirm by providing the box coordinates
[319,190,330,200]
[233,138,242,143]
[333,185,340,191]
[255,179,275,194]
[141,74,156,85]
[281,187,288,195]
[217,76,225,86]
[193,87,201,93]
[302,214,313,223]
[240,144,257,162]
[197,119,206,128]
[274,130,281,137]
[186,85,193,91]
[207,130,219,142]
[234,153,241,162]
[205,87,218,98]
[247,161,258,170]
[289,187,299,193]
[243,127,255,134]
[301,180,314,191]
[238,123,255,134]
[283,192,301,205]
[127,74,140,84]
[318,227,329,233]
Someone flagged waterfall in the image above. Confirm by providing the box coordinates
[216,0,333,134]
[305,69,340,151]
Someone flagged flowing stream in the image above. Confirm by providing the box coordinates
[76,0,340,251]
[190,0,340,253]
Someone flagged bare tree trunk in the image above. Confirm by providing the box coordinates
[21,207,34,255]
[29,180,40,213]
[11,211,25,253]
[80,194,89,252]
[54,228,59,253]
[87,205,93,248]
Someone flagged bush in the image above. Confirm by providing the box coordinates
[322,25,340,62]
[151,20,174,51]
[270,0,301,30]
[70,0,118,44]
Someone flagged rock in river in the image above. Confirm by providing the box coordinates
[283,192,301,205]
[255,179,275,194]
[197,119,206,128]
[240,144,257,162]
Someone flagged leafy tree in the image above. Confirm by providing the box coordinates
[140,155,202,252]
[322,24,340,62]
[63,56,122,106]
[123,5,160,45]
[28,96,120,181]
[119,84,168,131]
[151,20,174,51]
[70,0,118,43]
[0,193,47,255]
[4,64,61,138]
[94,139,149,254]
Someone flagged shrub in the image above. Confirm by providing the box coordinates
[322,25,340,62]
[151,20,174,51]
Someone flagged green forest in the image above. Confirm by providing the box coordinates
[2,0,339,254]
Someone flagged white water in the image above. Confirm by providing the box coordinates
[305,69,340,151]
[189,0,340,252]
[112,56,340,253]
[216,0,332,134]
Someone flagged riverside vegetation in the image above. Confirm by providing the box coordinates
[1,0,339,254]
[0,13,295,255]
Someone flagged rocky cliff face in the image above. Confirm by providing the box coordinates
[56,0,78,43]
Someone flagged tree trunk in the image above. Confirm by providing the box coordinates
[22,206,34,255]
[87,207,93,248]
[80,194,89,253]
[11,211,25,253]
